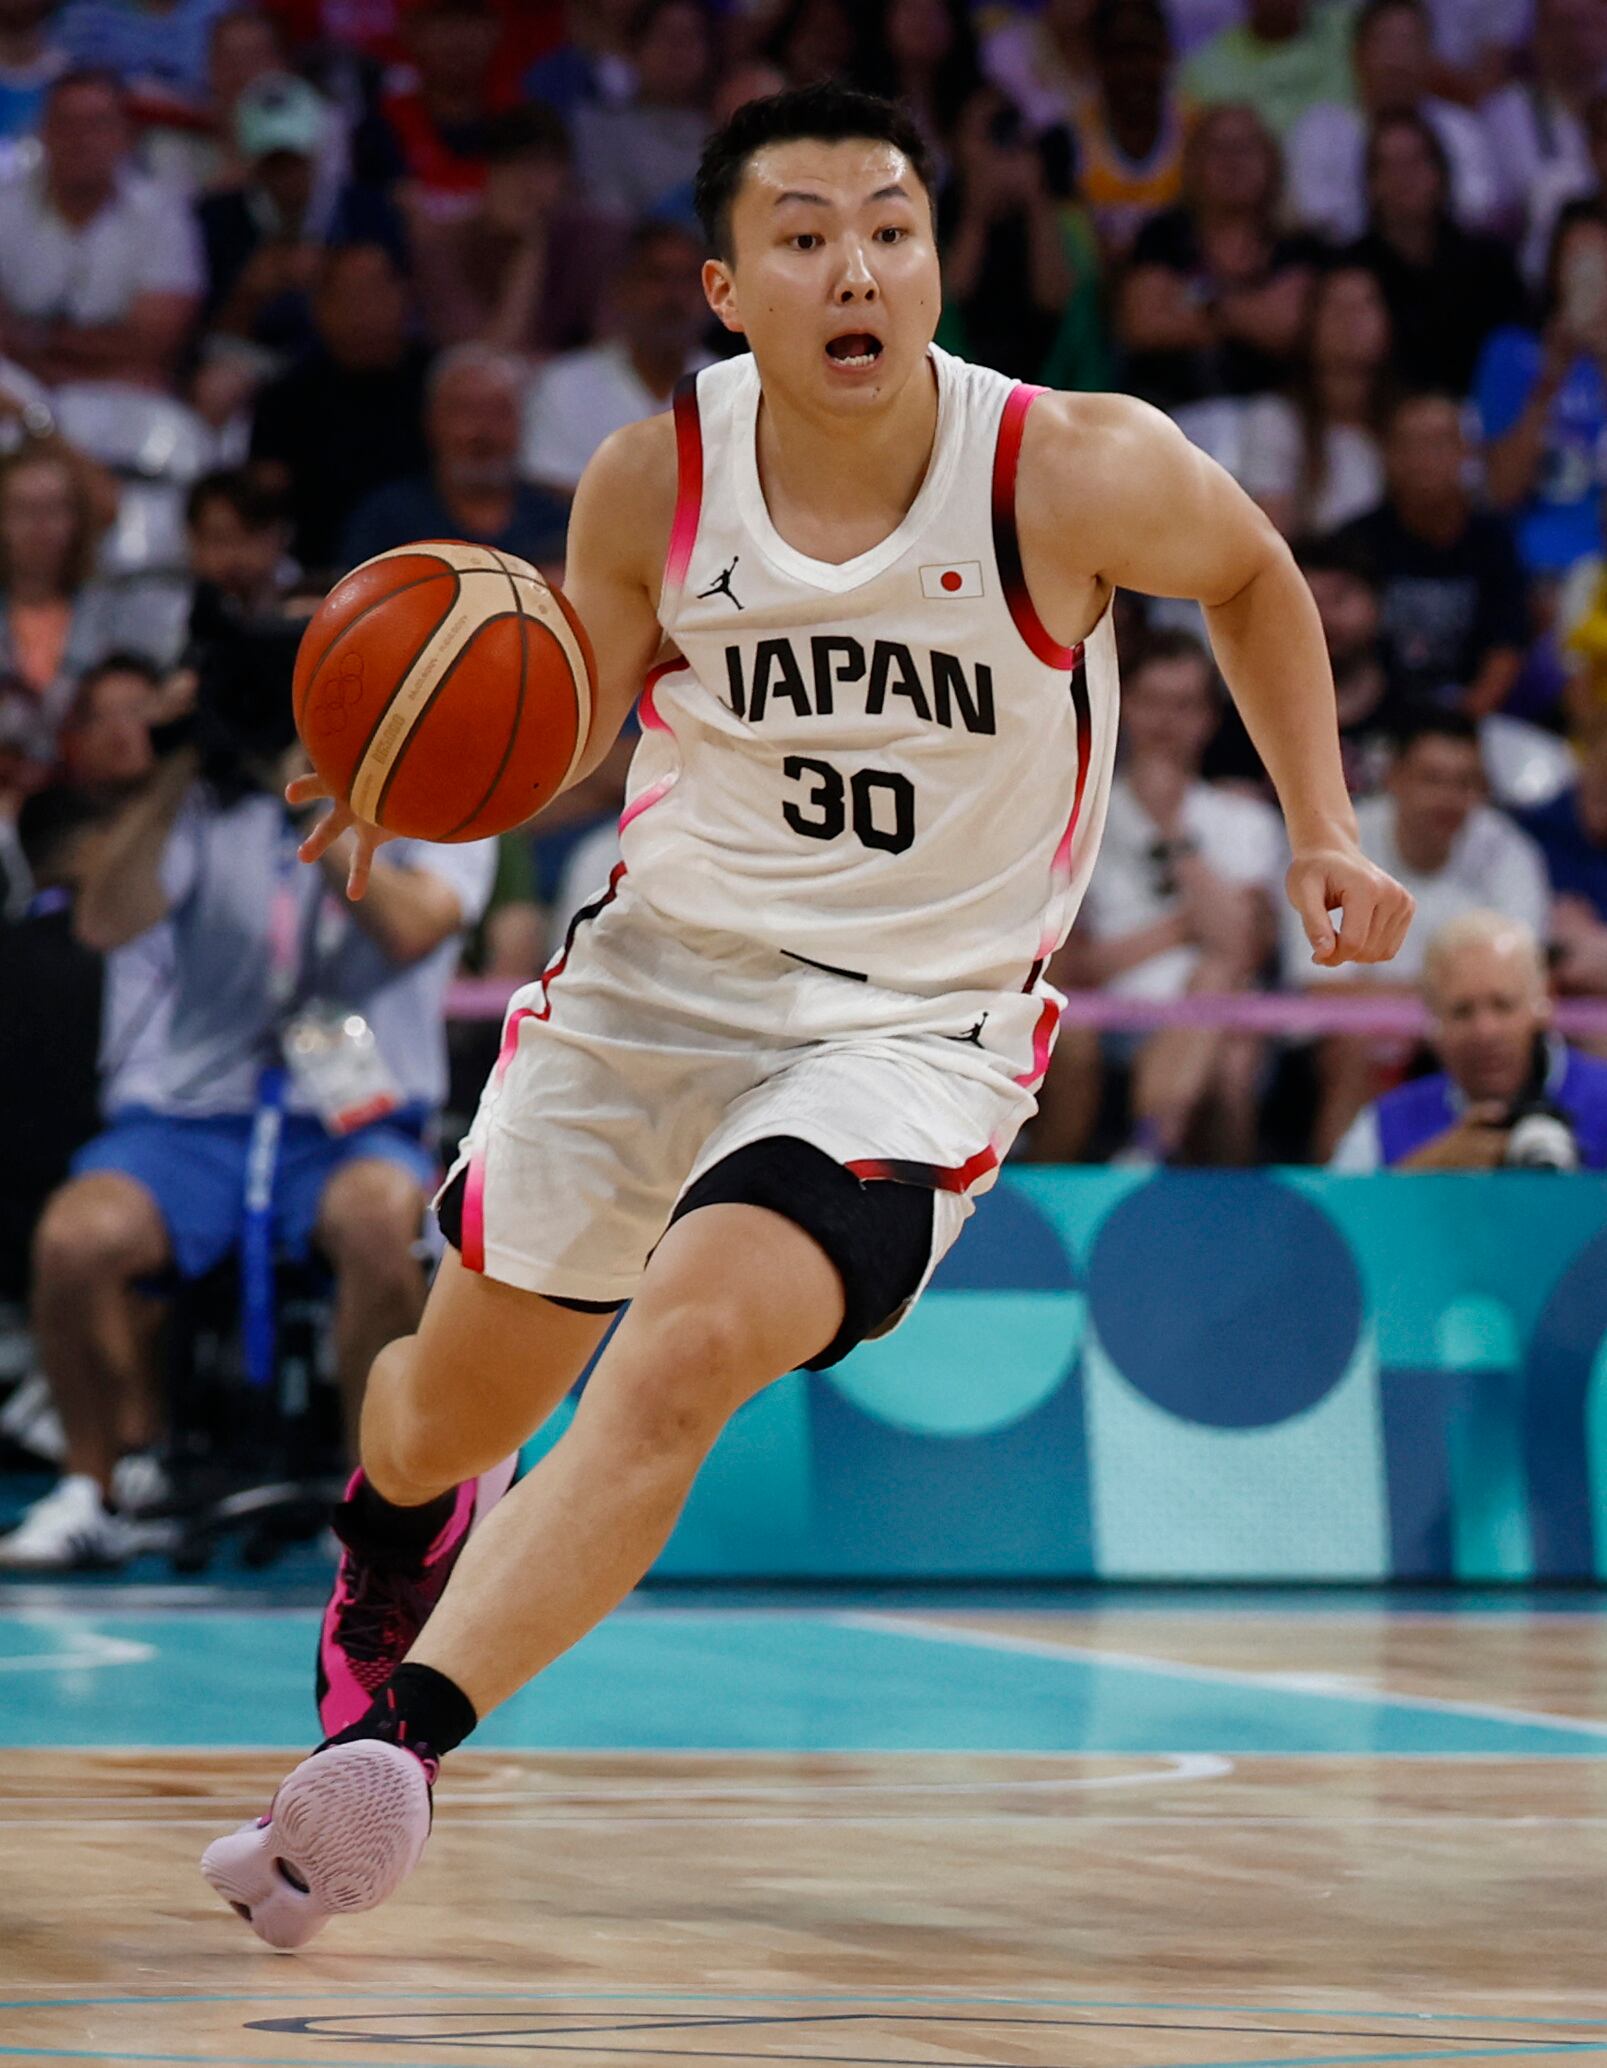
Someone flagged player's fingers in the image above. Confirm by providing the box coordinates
[344,832,377,902]
[1290,871,1339,965]
[1330,884,1380,966]
[296,804,351,865]
[285,772,331,807]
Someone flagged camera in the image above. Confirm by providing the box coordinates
[1501,1098,1580,1171]
[157,584,305,804]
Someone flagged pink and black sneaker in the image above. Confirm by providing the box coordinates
[316,1456,518,1738]
[200,1739,435,1949]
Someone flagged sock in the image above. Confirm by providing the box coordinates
[320,1663,479,1770]
[341,1474,456,1558]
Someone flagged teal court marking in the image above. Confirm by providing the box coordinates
[6,1607,1607,1754]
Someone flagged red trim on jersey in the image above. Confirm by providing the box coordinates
[662,377,704,594]
[459,867,627,1275]
[846,1147,1001,1194]
[1013,993,1063,1090]
[991,385,1082,672]
[618,660,684,832]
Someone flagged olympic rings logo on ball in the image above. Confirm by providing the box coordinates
[310,651,366,735]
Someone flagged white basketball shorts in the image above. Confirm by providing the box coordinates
[438,868,1058,1319]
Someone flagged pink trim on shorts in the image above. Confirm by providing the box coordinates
[662,376,703,596]
[460,1003,540,1273]
[846,1146,1001,1195]
[1014,994,1063,1090]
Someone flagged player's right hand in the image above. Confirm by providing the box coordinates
[285,772,394,901]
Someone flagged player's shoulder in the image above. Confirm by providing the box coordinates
[569,411,679,582]
[1017,388,1195,497]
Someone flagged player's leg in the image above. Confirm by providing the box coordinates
[404,1196,845,1713]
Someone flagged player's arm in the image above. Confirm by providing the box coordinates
[74,745,198,952]
[289,416,673,898]
[1020,393,1414,968]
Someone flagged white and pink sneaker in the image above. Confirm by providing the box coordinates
[316,1456,518,1737]
[200,1740,434,1949]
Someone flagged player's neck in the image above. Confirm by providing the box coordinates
[754,360,940,549]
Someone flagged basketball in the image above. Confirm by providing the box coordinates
[292,541,595,842]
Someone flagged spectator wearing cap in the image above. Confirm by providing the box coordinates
[1343,111,1526,396]
[0,70,203,391]
[341,345,569,574]
[1287,707,1551,1156]
[197,71,403,362]
[1182,0,1356,139]
[137,5,291,194]
[1333,393,1528,719]
[1286,0,1499,244]
[523,220,712,497]
[571,0,715,224]
[406,105,625,359]
[1331,911,1607,1171]
[248,241,431,572]
[0,0,69,146]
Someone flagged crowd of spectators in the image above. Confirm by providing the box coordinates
[4,0,1607,1558]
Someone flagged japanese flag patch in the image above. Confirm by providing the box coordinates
[920,561,984,599]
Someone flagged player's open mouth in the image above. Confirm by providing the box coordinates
[825,333,883,369]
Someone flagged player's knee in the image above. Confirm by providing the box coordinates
[33,1179,157,1295]
[603,1298,761,1455]
[319,1163,424,1289]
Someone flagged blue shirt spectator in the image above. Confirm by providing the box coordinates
[1335,1037,1607,1169]
[57,0,232,104]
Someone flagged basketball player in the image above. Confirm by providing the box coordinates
[201,85,1412,1944]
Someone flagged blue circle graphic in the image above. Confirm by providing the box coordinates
[1086,1175,1362,1428]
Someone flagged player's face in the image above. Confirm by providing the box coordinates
[707,139,940,418]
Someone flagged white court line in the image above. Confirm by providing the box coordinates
[0,1634,154,1672]
[835,1611,1607,1741]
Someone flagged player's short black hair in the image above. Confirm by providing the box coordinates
[694,83,935,263]
[1392,703,1479,756]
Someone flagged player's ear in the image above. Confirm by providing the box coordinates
[703,257,745,335]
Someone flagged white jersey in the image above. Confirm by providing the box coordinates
[618,345,1121,998]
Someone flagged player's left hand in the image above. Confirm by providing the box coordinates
[285,772,394,900]
[1286,844,1414,969]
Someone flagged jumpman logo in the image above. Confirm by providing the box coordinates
[697,555,744,610]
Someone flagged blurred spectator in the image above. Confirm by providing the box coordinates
[0,0,68,146]
[59,652,159,806]
[1052,632,1281,1165]
[1334,392,1528,717]
[185,466,293,612]
[0,669,49,912]
[523,220,711,497]
[0,786,105,1307]
[140,5,293,194]
[0,70,204,391]
[1331,910,1607,1169]
[572,0,714,223]
[936,90,1083,385]
[57,0,232,107]
[1067,0,1186,261]
[198,72,401,361]
[525,0,638,117]
[855,0,981,181]
[1297,533,1400,794]
[764,0,859,91]
[1477,202,1607,576]
[367,0,517,214]
[1286,0,1500,242]
[1289,707,1550,1154]
[0,443,176,754]
[407,105,624,358]
[1481,0,1607,244]
[0,698,496,1568]
[341,344,569,572]
[981,0,1094,134]
[1519,90,1607,287]
[1519,717,1607,990]
[1242,263,1392,538]
[248,241,431,572]
[1181,0,1355,139]
[1344,111,1527,395]
[1422,0,1531,105]
[1117,103,1315,411]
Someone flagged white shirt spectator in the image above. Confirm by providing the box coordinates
[1284,790,1551,987]
[523,336,712,495]
[1424,0,1532,72]
[1481,82,1594,237]
[1239,396,1384,534]
[0,164,202,325]
[1287,98,1501,240]
[1080,772,1284,1001]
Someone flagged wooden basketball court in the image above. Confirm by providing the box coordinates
[4,1601,1607,2065]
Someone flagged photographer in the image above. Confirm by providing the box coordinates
[1330,911,1607,1171]
[0,589,494,1572]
